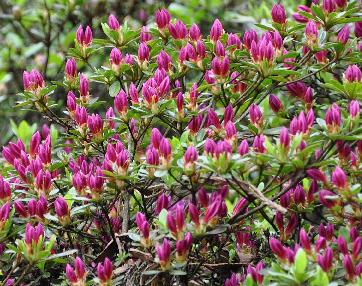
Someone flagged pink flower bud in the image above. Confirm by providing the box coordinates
[353,237,362,259]
[348,100,360,119]
[110,48,122,66]
[157,50,172,70]
[79,74,89,98]
[168,19,188,39]
[108,14,120,30]
[210,19,223,42]
[87,113,103,135]
[156,238,171,270]
[279,127,290,148]
[114,90,128,115]
[269,94,283,113]
[140,26,152,42]
[138,43,150,62]
[66,264,77,283]
[243,30,258,50]
[97,257,113,283]
[207,108,221,129]
[344,65,362,82]
[188,115,203,135]
[227,33,241,50]
[238,139,249,156]
[189,24,201,40]
[197,187,209,207]
[338,235,349,255]
[67,91,76,113]
[319,189,337,208]
[331,166,348,189]
[156,193,171,214]
[338,25,350,44]
[322,0,336,13]
[343,255,355,279]
[151,128,163,149]
[76,25,92,46]
[65,58,77,79]
[184,146,198,164]
[317,247,333,272]
[305,21,318,40]
[203,196,221,223]
[188,202,200,225]
[159,137,172,160]
[355,22,362,38]
[307,168,327,182]
[253,134,266,153]
[299,229,311,252]
[215,40,225,57]
[269,237,287,260]
[155,8,171,29]
[271,4,287,24]
[54,196,69,218]
[75,106,88,127]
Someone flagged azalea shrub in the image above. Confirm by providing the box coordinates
[0,0,362,285]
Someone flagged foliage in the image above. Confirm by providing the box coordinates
[0,0,362,285]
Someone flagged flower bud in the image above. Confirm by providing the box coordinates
[138,43,150,63]
[210,19,223,42]
[344,65,362,82]
[168,19,188,39]
[331,166,348,189]
[338,25,350,44]
[156,238,171,270]
[97,257,113,284]
[108,14,120,30]
[317,247,333,272]
[65,58,77,79]
[271,4,287,24]
[76,25,92,47]
[269,94,283,113]
[189,24,201,41]
[155,8,171,29]
[269,237,287,261]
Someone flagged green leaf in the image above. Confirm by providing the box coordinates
[109,81,121,97]
[294,248,307,282]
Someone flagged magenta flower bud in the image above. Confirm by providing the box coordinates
[253,134,266,153]
[338,25,350,44]
[105,107,115,129]
[36,196,48,218]
[168,19,188,39]
[269,94,283,113]
[157,50,172,71]
[243,30,258,50]
[97,257,113,283]
[114,90,128,115]
[335,0,347,8]
[232,198,248,216]
[203,196,221,223]
[155,8,171,29]
[225,273,242,286]
[87,113,103,135]
[197,187,209,208]
[140,26,152,42]
[338,235,349,255]
[66,264,77,283]
[225,121,237,140]
[0,203,10,222]
[23,69,45,91]
[223,105,234,125]
[293,185,306,205]
[269,238,287,260]
[28,199,37,216]
[355,22,362,38]
[215,40,225,57]
[285,213,298,238]
[207,108,221,129]
[317,247,333,272]
[189,24,201,40]
[75,106,88,127]
[35,170,52,194]
[306,168,327,183]
[184,146,198,164]
[65,58,77,79]
[238,139,249,156]
[188,202,200,225]
[128,83,139,105]
[151,128,163,149]
[210,19,223,42]
[204,138,216,155]
[146,146,160,166]
[279,127,290,148]
[188,115,203,135]
[271,4,287,24]
[348,100,359,119]
[156,193,171,214]
[79,74,89,98]
[249,104,263,126]
[74,257,86,279]
[322,0,336,13]
[343,255,355,278]
[299,229,311,252]
[29,131,41,157]
[25,223,44,245]
[138,43,150,62]
[174,203,186,232]
[166,211,177,234]
[0,177,11,201]
[353,237,362,259]
[227,33,241,50]
[319,189,337,208]
[110,48,122,66]
[54,196,69,218]
[76,25,92,46]
[350,227,359,242]
[344,65,362,82]
[305,21,318,39]
[157,238,171,270]
[14,201,27,217]
[215,140,232,158]
[108,14,120,30]
[332,166,348,189]
[159,137,172,159]
[67,91,76,113]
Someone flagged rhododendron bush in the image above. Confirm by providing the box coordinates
[0,0,362,285]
